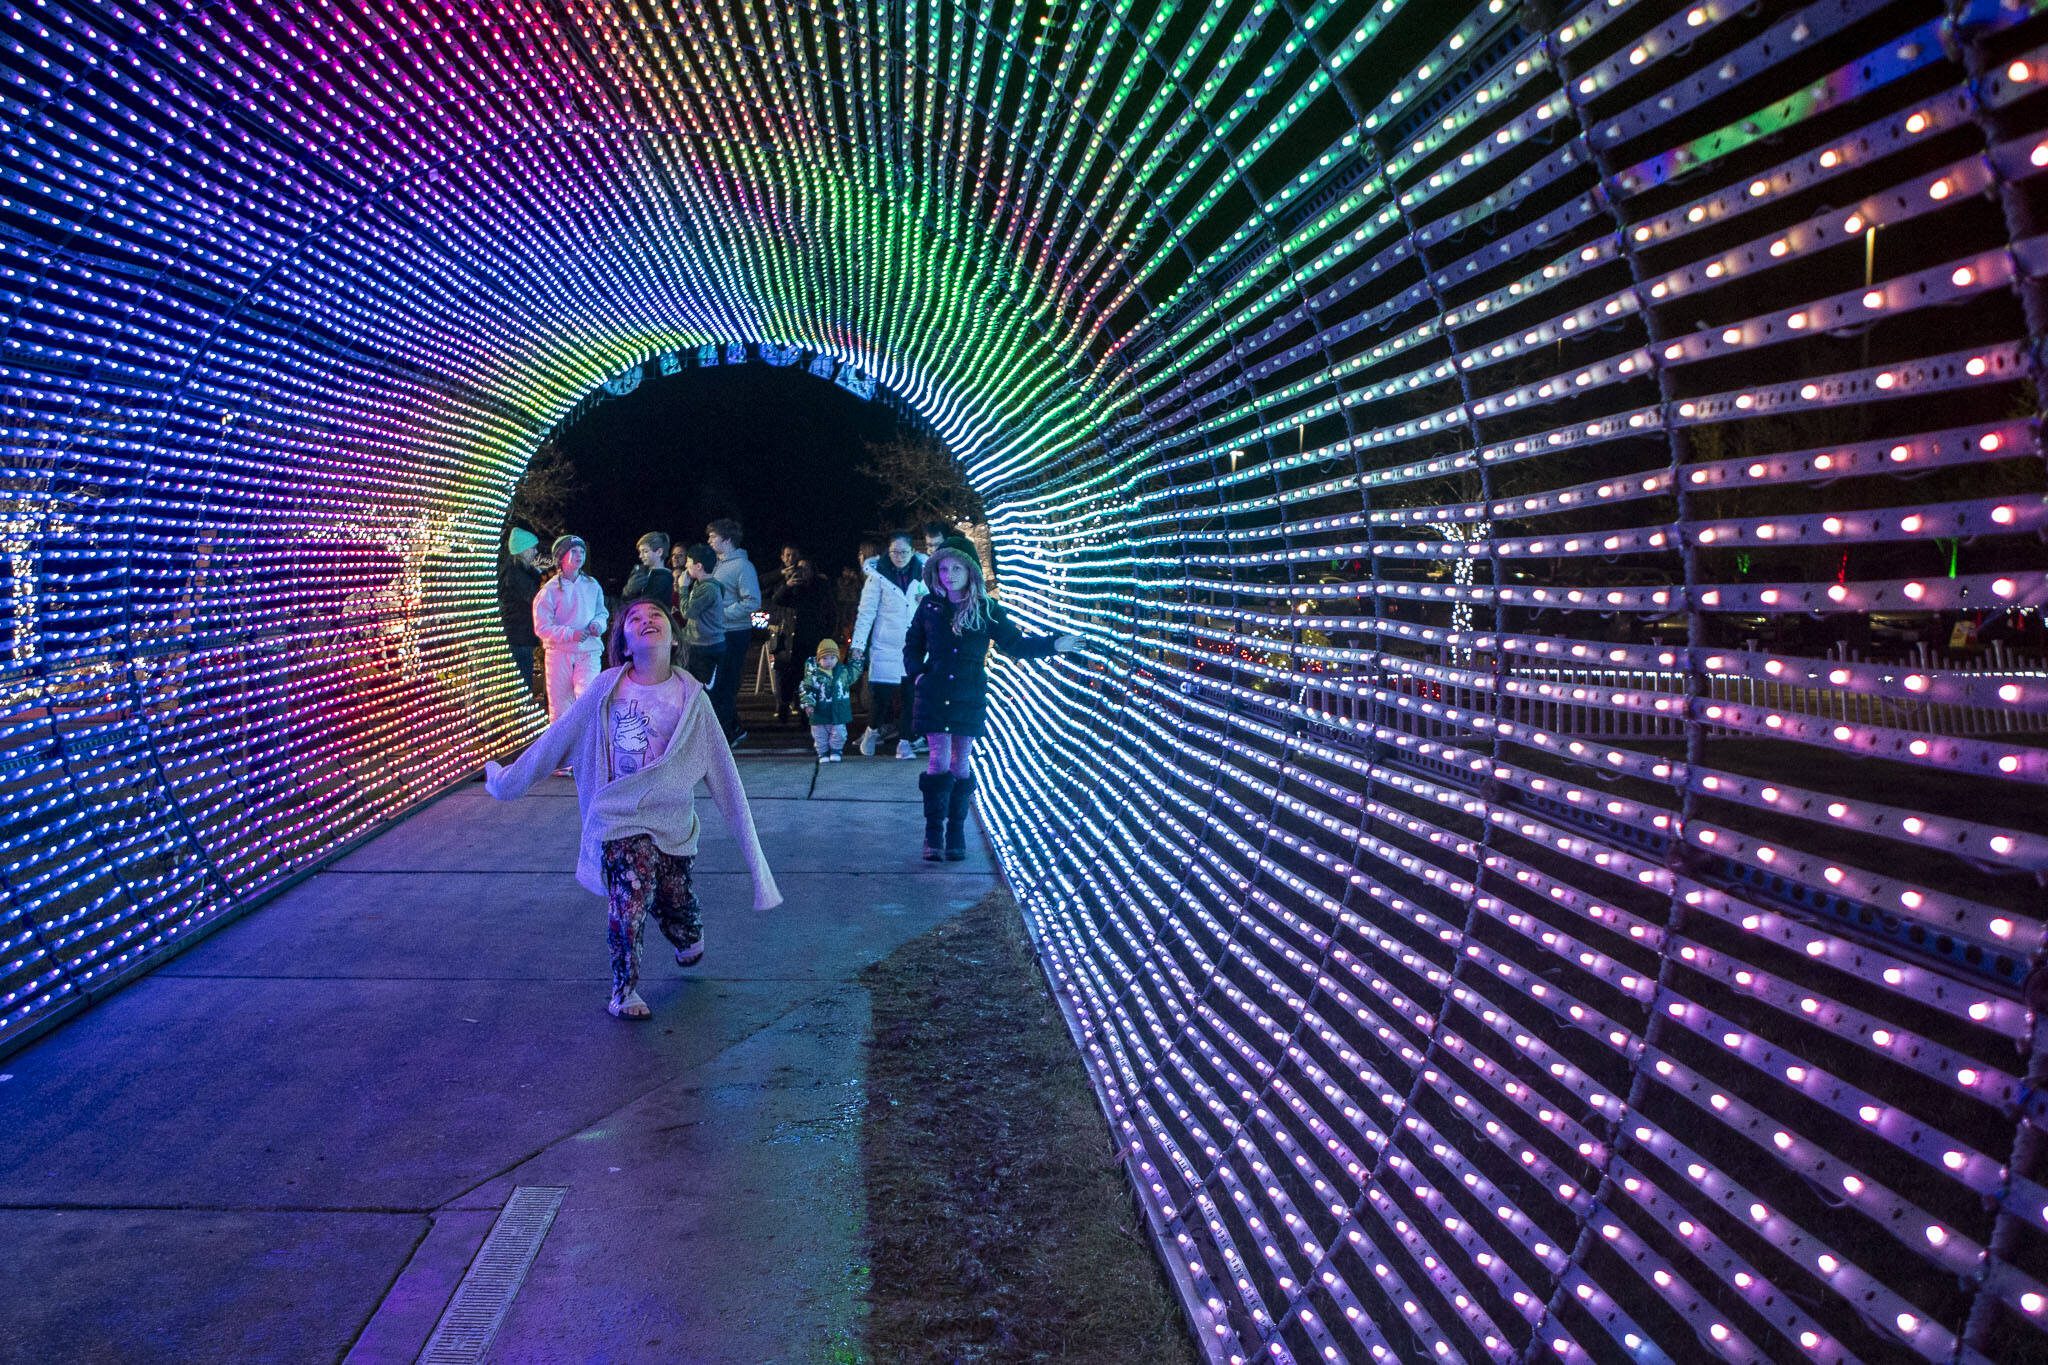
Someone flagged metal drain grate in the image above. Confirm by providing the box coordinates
[415,1186,567,1365]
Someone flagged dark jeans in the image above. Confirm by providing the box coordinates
[680,643,722,686]
[773,652,803,716]
[707,627,753,735]
[510,644,537,702]
[867,680,904,741]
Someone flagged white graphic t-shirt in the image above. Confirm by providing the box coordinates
[609,672,689,779]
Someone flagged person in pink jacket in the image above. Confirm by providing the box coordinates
[486,596,782,1019]
[532,534,607,725]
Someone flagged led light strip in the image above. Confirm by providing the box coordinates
[6,0,2048,1360]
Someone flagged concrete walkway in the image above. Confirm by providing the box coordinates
[0,755,993,1364]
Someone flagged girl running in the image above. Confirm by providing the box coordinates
[486,596,781,1018]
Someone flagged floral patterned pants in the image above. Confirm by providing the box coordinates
[600,834,702,996]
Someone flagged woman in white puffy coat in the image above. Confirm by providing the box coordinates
[848,532,925,757]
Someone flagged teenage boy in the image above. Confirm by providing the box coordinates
[704,518,762,743]
[625,532,674,604]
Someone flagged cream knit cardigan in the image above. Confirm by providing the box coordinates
[484,663,782,909]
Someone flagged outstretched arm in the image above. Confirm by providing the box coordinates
[484,678,604,798]
[989,608,1080,662]
[691,694,782,909]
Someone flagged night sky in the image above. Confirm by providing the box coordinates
[551,361,910,595]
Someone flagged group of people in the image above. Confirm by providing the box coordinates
[493,513,1081,1020]
[504,519,762,737]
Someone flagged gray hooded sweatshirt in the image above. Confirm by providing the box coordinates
[713,546,762,630]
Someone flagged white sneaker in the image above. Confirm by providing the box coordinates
[896,739,916,759]
[858,728,878,756]
[608,988,651,1019]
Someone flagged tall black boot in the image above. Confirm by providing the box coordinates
[918,772,953,861]
[944,775,976,860]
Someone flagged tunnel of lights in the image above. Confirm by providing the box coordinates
[5,0,2048,1359]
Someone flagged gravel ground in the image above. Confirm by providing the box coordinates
[860,889,1197,1364]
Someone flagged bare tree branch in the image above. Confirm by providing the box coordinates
[510,438,582,541]
[858,435,983,528]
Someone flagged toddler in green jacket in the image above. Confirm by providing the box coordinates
[799,638,857,762]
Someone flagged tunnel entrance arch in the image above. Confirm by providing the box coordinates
[495,337,974,683]
[494,339,973,720]
[507,339,933,573]
[510,337,954,582]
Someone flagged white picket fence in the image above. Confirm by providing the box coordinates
[1299,641,2048,740]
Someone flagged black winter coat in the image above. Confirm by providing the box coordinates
[902,595,1057,737]
[772,572,837,657]
[499,557,542,646]
[623,564,675,607]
